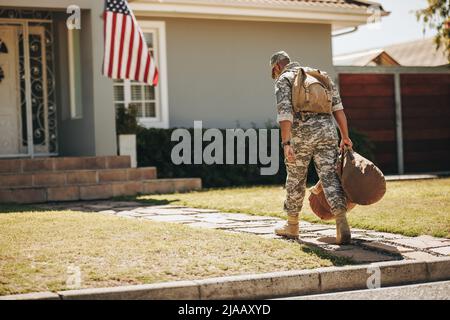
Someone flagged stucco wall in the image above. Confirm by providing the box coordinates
[141,17,334,129]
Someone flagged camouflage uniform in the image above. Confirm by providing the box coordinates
[275,60,347,218]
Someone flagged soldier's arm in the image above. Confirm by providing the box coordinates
[275,77,294,124]
[275,77,295,162]
[328,76,353,149]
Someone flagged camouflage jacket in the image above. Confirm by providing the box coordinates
[274,62,344,123]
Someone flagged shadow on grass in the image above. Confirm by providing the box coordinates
[0,204,49,214]
[112,194,180,206]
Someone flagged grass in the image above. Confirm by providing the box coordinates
[135,178,450,238]
[0,209,346,296]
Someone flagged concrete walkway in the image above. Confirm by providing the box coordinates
[37,200,450,264]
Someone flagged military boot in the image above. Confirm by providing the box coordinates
[275,214,299,239]
[335,209,351,245]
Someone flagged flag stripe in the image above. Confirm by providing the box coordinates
[116,14,127,79]
[125,21,135,79]
[134,35,143,81]
[119,17,131,78]
[103,0,158,86]
[111,13,123,78]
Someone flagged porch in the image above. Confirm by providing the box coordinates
[0,5,116,159]
[0,155,201,203]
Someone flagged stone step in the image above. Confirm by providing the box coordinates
[0,156,131,174]
[0,178,202,204]
[0,167,157,189]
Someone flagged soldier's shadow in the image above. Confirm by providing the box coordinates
[297,236,404,265]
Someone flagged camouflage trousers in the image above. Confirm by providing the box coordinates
[284,113,347,217]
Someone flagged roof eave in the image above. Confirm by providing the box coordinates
[130,0,386,30]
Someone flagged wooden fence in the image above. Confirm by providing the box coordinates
[336,66,450,174]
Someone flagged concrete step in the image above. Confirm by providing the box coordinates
[0,178,202,204]
[0,156,131,174]
[0,167,157,188]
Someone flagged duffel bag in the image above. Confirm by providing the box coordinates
[336,147,386,205]
[308,181,356,220]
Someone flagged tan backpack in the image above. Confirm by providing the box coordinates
[292,68,333,114]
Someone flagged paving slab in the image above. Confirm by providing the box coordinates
[190,213,236,224]
[402,251,442,261]
[429,246,450,256]
[181,208,220,213]
[387,236,450,250]
[141,215,199,223]
[220,213,281,222]
[360,241,415,254]
[366,231,407,240]
[232,226,278,235]
[314,229,338,237]
[215,222,278,230]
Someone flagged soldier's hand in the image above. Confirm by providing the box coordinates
[340,137,353,152]
[284,145,295,163]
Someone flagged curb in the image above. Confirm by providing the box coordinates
[1,257,449,300]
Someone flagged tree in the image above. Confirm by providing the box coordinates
[416,0,450,63]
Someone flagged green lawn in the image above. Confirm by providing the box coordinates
[0,209,345,296]
[136,178,450,238]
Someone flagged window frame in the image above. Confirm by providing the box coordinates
[113,21,169,128]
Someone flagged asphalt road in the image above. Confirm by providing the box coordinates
[278,281,450,300]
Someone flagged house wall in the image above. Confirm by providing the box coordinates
[139,17,334,129]
[10,1,117,156]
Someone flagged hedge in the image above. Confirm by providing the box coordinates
[136,126,375,188]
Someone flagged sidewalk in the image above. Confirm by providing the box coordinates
[37,200,450,264]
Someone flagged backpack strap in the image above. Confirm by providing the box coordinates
[298,68,310,102]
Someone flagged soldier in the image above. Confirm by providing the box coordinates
[270,51,353,244]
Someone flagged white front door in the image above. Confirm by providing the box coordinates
[0,26,20,155]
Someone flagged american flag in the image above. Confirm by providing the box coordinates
[103,0,158,86]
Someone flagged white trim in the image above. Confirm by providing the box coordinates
[22,23,34,158]
[130,0,380,30]
[137,20,169,128]
[67,28,83,119]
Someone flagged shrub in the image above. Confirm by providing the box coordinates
[116,105,139,135]
[136,125,375,188]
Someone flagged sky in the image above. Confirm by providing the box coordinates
[332,0,438,55]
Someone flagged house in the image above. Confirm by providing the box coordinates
[128,0,388,129]
[334,37,449,66]
[0,0,386,202]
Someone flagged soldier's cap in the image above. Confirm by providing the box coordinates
[270,51,290,68]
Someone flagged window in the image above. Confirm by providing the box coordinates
[68,28,83,119]
[113,22,168,128]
